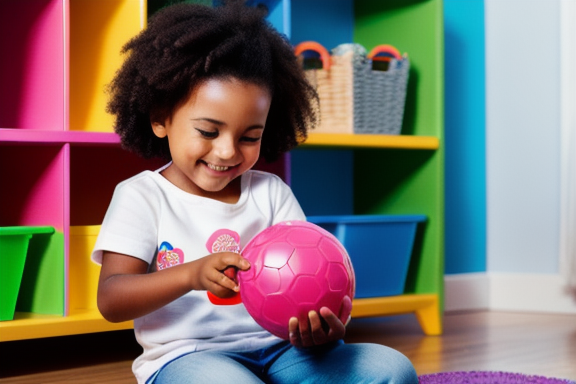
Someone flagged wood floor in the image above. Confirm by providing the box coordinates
[1,311,575,383]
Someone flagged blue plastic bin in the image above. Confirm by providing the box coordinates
[307,215,426,298]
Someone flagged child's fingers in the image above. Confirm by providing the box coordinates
[298,314,314,347]
[198,252,251,296]
[289,305,348,348]
[320,307,346,340]
[216,252,251,272]
[288,315,315,348]
[206,272,239,296]
[289,317,302,348]
[308,310,328,345]
[213,267,240,292]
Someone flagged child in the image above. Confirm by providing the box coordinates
[92,1,419,383]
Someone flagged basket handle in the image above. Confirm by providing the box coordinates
[367,44,402,61]
[294,41,331,70]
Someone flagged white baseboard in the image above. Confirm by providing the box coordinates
[444,273,490,312]
[445,272,576,314]
[489,272,576,313]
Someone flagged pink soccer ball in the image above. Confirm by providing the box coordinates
[238,220,355,340]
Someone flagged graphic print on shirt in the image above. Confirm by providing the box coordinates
[206,229,243,305]
[156,241,184,270]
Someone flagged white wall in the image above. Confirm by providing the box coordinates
[446,0,576,314]
[485,0,560,274]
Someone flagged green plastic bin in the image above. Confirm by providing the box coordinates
[0,226,55,321]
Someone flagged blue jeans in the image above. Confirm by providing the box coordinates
[149,340,418,384]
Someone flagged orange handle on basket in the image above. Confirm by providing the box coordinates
[294,41,331,70]
[367,44,402,61]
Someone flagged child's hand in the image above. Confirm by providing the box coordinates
[192,252,250,298]
[288,296,353,348]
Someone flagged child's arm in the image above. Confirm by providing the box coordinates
[97,251,250,323]
[288,296,353,348]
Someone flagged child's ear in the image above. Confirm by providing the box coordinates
[151,120,167,138]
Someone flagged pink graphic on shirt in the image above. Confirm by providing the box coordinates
[206,229,241,254]
[156,241,184,270]
[206,229,242,305]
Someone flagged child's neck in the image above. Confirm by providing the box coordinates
[208,177,242,204]
[160,165,242,204]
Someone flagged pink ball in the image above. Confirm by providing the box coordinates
[238,220,355,340]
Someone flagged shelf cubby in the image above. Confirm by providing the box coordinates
[0,144,66,323]
[0,0,66,131]
[69,0,145,132]
[69,146,164,226]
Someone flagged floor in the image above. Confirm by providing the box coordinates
[1,311,575,383]
[346,311,576,380]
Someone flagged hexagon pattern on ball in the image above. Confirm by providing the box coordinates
[239,221,355,339]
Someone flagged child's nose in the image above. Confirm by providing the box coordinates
[213,136,237,160]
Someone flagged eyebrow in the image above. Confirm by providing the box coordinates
[192,118,265,130]
[192,117,224,126]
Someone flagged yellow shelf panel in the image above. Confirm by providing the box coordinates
[0,310,133,342]
[302,133,440,150]
[352,294,442,335]
[1,294,441,341]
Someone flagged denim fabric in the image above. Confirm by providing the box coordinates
[150,340,418,384]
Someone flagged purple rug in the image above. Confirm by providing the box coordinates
[418,371,576,384]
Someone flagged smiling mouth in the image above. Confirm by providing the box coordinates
[206,163,232,172]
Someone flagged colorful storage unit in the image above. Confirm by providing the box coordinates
[289,0,444,336]
[307,215,427,298]
[0,0,443,340]
[0,0,149,342]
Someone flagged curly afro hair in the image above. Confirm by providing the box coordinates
[107,0,318,163]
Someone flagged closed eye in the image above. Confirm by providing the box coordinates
[241,136,261,143]
[195,128,218,139]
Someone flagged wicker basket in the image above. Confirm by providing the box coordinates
[295,42,353,134]
[295,42,410,135]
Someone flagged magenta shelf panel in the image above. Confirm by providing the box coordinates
[0,0,67,131]
[0,129,120,145]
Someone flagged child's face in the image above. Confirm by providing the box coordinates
[151,77,271,202]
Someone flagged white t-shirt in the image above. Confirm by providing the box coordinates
[92,165,306,383]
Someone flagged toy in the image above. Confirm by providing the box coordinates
[238,220,355,339]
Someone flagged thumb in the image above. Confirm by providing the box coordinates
[234,255,251,271]
[339,296,353,325]
[220,252,250,272]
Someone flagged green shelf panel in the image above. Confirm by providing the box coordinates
[353,0,445,308]
[354,0,444,139]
